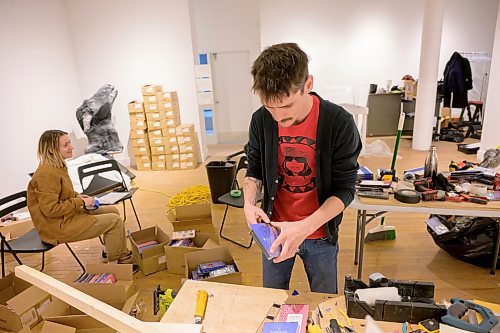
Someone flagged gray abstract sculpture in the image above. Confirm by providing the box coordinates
[76,84,123,154]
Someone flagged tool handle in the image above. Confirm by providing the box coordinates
[195,290,208,321]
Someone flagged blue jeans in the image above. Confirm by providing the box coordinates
[262,238,339,294]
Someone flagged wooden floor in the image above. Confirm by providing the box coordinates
[3,136,499,321]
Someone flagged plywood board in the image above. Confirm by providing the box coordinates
[161,279,288,332]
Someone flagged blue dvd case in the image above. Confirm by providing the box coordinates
[250,223,281,260]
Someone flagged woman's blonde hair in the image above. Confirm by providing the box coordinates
[37,130,68,168]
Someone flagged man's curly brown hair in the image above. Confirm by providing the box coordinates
[251,43,309,103]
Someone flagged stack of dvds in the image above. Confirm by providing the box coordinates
[191,261,237,280]
[74,272,116,284]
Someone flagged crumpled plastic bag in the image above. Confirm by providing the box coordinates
[363,139,398,159]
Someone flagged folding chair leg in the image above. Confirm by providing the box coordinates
[1,235,24,277]
[65,244,85,273]
[129,198,142,230]
[219,205,253,249]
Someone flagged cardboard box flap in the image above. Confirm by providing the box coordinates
[202,238,219,249]
[0,274,31,304]
[42,298,84,319]
[6,285,49,315]
[0,306,23,332]
[41,321,76,333]
[120,292,139,315]
[84,263,132,281]
[45,316,111,330]
[172,202,211,221]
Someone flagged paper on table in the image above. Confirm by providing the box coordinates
[97,192,130,205]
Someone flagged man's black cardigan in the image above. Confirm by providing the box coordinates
[246,92,362,245]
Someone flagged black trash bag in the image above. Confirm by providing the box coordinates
[427,215,499,268]
[440,127,465,143]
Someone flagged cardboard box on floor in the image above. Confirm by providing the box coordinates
[39,316,113,333]
[0,273,52,332]
[129,226,169,275]
[39,292,138,333]
[164,233,219,275]
[167,202,215,235]
[184,246,242,285]
[62,264,134,304]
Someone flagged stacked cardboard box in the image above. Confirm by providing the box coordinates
[128,100,151,171]
[130,85,200,171]
[142,86,179,171]
[167,123,199,170]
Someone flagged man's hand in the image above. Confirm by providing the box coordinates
[269,221,310,263]
[243,204,270,226]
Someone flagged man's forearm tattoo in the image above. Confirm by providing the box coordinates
[244,177,262,205]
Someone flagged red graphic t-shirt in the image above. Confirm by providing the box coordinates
[272,95,326,239]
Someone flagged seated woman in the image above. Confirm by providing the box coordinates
[27,129,133,264]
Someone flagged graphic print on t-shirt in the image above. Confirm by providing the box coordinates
[272,95,326,239]
[279,136,316,194]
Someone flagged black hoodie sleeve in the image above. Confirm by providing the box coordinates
[330,114,362,207]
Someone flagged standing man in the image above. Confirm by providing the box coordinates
[243,43,361,293]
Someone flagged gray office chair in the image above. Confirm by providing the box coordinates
[0,191,85,277]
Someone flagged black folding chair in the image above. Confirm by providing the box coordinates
[0,191,85,277]
[77,159,142,230]
[217,155,263,248]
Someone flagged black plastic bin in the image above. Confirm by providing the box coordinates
[205,161,237,204]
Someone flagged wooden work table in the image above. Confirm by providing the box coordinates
[161,279,401,332]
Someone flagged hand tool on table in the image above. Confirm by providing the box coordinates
[307,318,322,333]
[328,307,355,333]
[194,289,209,324]
[441,298,498,333]
[153,285,177,316]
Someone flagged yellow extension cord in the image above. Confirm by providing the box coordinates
[139,185,211,216]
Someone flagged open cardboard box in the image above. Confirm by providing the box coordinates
[184,246,242,285]
[39,316,114,333]
[0,273,51,332]
[167,202,215,235]
[164,233,219,275]
[129,226,169,275]
[42,292,138,322]
[62,264,134,304]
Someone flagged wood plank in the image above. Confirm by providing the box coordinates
[161,279,288,332]
[15,266,201,333]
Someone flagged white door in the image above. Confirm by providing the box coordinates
[211,51,254,144]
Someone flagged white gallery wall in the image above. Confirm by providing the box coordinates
[65,0,202,166]
[192,0,261,143]
[259,0,499,107]
[0,0,82,198]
